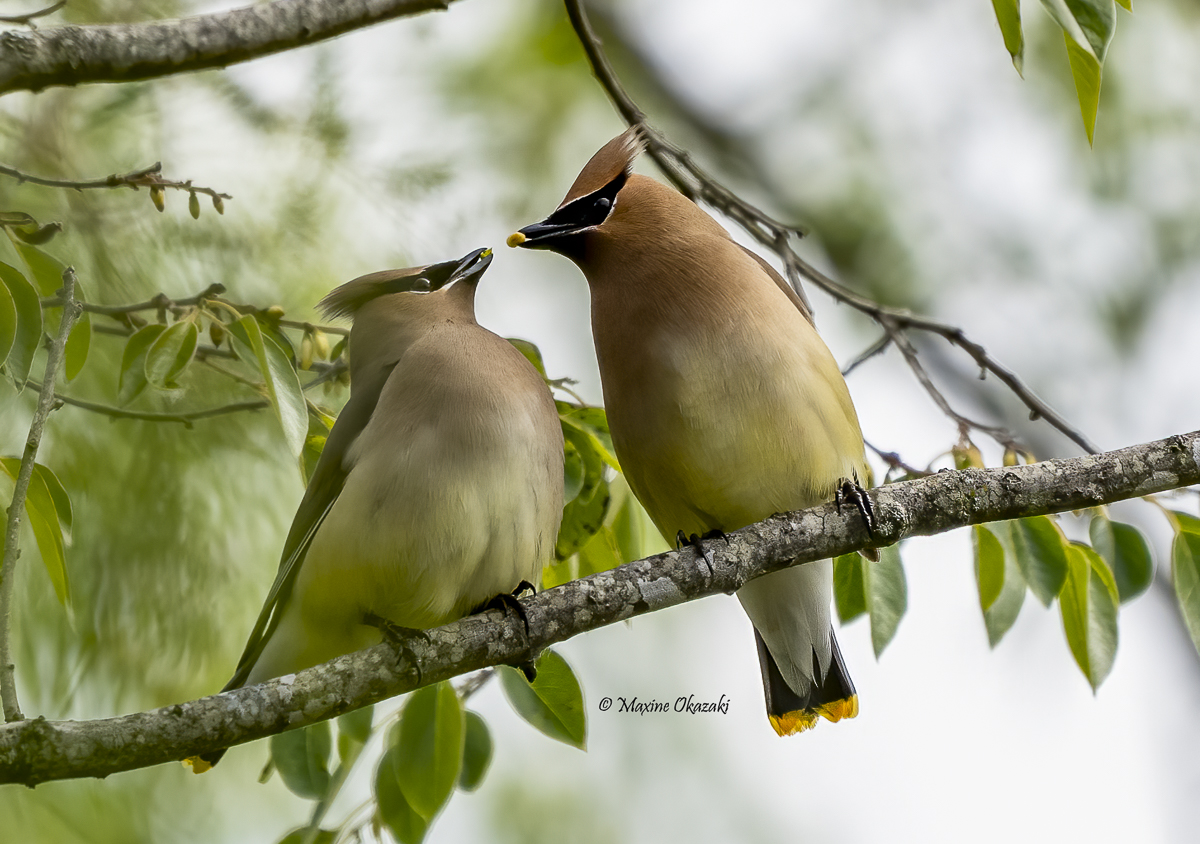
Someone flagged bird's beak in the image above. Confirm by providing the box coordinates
[449,247,493,284]
[506,220,580,249]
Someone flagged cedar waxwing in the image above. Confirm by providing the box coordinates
[194,248,564,768]
[509,131,869,736]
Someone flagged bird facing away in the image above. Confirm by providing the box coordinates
[194,248,564,768]
[509,131,870,736]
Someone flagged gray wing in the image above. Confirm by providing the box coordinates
[220,369,391,691]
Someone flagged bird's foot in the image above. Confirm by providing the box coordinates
[473,584,537,681]
[835,476,878,558]
[363,612,429,683]
[675,529,728,576]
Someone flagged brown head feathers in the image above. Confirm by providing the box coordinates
[319,268,429,320]
[560,126,645,207]
[318,248,493,320]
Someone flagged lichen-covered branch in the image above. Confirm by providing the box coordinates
[0,0,459,95]
[0,268,82,723]
[1,430,1196,784]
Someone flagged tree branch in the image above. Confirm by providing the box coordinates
[1,430,1196,784]
[563,0,1098,456]
[0,162,231,203]
[0,0,459,95]
[0,267,82,723]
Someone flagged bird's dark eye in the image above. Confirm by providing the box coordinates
[412,277,432,293]
[595,197,612,211]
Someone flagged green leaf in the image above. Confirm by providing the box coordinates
[1038,0,1116,144]
[269,722,332,801]
[0,277,16,368]
[302,412,331,484]
[973,524,1006,611]
[64,309,91,382]
[555,423,610,561]
[1009,515,1069,606]
[1,458,69,606]
[1059,543,1119,690]
[376,748,429,844]
[8,240,91,382]
[1115,0,1130,9]
[277,828,336,844]
[0,261,43,391]
[1089,516,1153,602]
[1039,0,1114,60]
[833,553,867,624]
[979,521,1028,647]
[610,479,655,563]
[32,462,72,530]
[562,436,585,505]
[1171,528,1200,657]
[10,239,66,297]
[867,544,907,658]
[1064,33,1103,145]
[499,649,587,750]
[336,704,374,764]
[230,315,308,456]
[458,710,493,792]
[558,402,620,472]
[395,682,464,820]
[1170,510,1200,535]
[506,337,547,376]
[118,324,166,405]
[337,704,374,744]
[991,0,1025,74]
[144,320,198,388]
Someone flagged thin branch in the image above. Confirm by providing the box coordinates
[563,0,1098,455]
[1,430,1197,783]
[0,267,82,723]
[864,441,933,479]
[41,282,226,315]
[0,1,65,27]
[27,384,270,427]
[0,0,459,95]
[885,320,1017,448]
[0,162,231,201]
[841,332,892,377]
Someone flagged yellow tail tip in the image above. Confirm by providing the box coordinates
[769,711,819,737]
[768,696,859,736]
[818,695,859,723]
[506,231,527,248]
[183,756,213,774]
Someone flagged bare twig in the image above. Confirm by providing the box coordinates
[29,385,270,427]
[41,283,227,315]
[0,267,82,723]
[841,332,892,377]
[1,430,1196,783]
[0,0,459,95]
[0,1,65,27]
[864,441,934,479]
[0,162,231,202]
[563,0,1098,455]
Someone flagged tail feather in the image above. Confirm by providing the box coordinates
[754,627,857,737]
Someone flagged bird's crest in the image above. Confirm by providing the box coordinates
[560,126,645,206]
[318,268,428,320]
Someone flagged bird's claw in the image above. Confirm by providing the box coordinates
[835,476,876,536]
[675,528,727,576]
[474,584,538,681]
[363,612,429,683]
